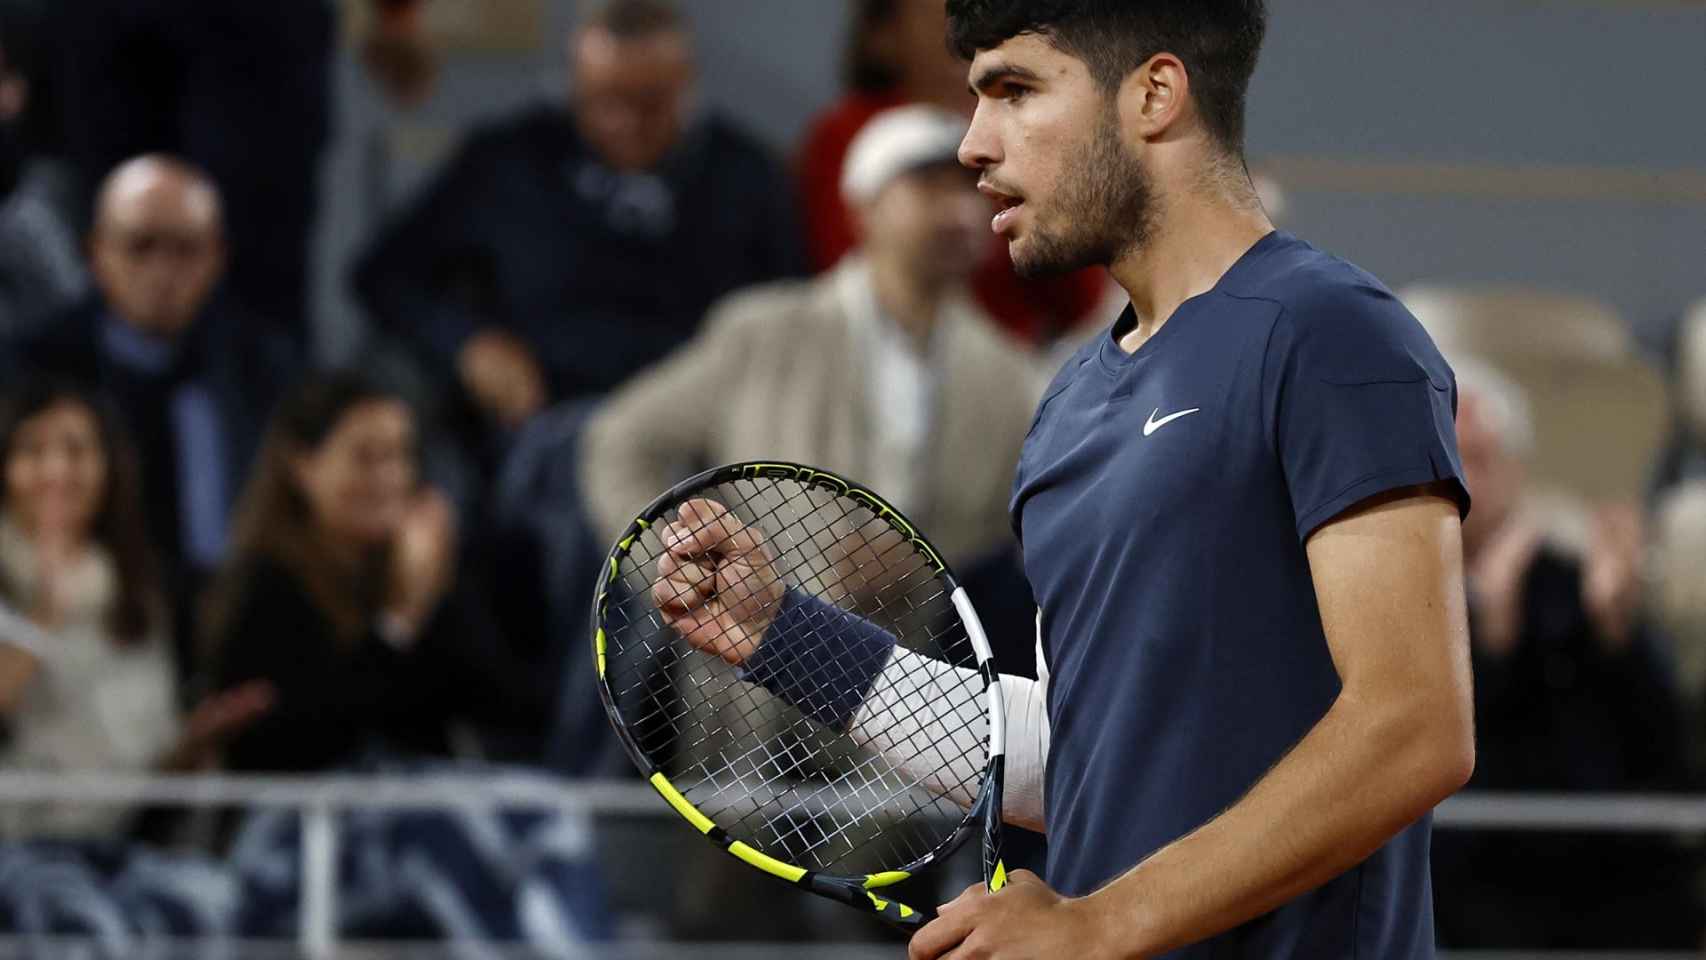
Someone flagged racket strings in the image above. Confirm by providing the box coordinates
[601,476,989,875]
[619,488,938,755]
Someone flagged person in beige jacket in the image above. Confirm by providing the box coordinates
[578,105,1047,571]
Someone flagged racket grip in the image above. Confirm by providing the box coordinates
[875,898,932,932]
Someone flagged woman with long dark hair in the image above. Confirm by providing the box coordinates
[203,371,546,772]
[0,378,270,837]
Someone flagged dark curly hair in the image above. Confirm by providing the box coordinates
[946,0,1267,154]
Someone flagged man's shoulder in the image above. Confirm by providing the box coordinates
[705,273,837,334]
[1227,235,1444,377]
[443,102,578,173]
[1225,235,1400,320]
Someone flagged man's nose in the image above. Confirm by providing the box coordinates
[957,102,1000,170]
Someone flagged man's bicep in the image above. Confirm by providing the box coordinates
[1304,485,1472,709]
[1264,300,1471,542]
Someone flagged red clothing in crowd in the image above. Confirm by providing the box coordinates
[797,92,1108,345]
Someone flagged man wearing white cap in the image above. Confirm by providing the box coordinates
[579,105,1045,573]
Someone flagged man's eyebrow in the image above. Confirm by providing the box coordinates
[969,63,1043,96]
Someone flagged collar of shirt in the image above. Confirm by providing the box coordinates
[99,313,180,376]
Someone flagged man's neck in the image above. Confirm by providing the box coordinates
[1109,187,1274,352]
[866,253,948,351]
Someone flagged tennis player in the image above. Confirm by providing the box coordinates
[657,1,1474,956]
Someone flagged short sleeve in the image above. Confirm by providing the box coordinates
[1264,284,1471,541]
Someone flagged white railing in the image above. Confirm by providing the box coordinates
[0,773,1698,958]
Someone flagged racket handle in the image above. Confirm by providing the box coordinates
[980,759,1008,893]
[813,874,932,932]
[875,898,932,932]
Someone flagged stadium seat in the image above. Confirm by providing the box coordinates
[1401,284,1669,514]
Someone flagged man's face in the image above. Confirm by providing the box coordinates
[90,173,224,339]
[572,27,694,172]
[958,35,1155,278]
[858,163,989,284]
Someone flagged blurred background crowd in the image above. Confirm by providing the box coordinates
[0,0,1701,952]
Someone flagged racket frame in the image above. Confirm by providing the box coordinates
[592,461,1008,930]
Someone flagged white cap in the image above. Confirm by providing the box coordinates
[840,105,970,204]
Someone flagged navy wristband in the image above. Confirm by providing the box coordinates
[739,589,898,730]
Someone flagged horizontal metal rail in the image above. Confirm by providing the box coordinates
[0,774,1699,957]
[0,773,1699,832]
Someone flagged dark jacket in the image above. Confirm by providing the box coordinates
[352,102,806,402]
[212,555,550,773]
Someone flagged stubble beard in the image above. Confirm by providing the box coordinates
[1010,108,1156,280]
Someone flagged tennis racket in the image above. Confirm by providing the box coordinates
[592,460,1007,931]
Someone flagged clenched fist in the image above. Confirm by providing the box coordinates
[652,499,784,666]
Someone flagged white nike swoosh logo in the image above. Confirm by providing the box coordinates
[1143,407,1201,437]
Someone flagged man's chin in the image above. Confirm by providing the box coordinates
[1010,224,1118,279]
[1010,241,1085,280]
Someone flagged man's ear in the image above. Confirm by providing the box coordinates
[1117,52,1190,144]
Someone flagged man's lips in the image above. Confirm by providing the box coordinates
[979,181,1025,235]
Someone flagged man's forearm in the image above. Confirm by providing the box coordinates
[850,649,1050,831]
[738,595,1053,831]
[1076,691,1472,957]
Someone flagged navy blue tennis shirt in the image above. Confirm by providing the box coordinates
[738,230,1470,955]
[1015,230,1468,956]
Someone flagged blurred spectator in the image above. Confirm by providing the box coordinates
[1652,298,1706,499]
[581,104,1041,574]
[0,22,84,343]
[1653,301,1706,764]
[51,0,335,347]
[0,379,270,839]
[574,106,1049,884]
[1433,361,1703,948]
[1654,481,1706,715]
[359,0,439,110]
[796,0,1110,344]
[352,0,805,438]
[0,155,295,665]
[578,106,1043,699]
[203,373,549,774]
